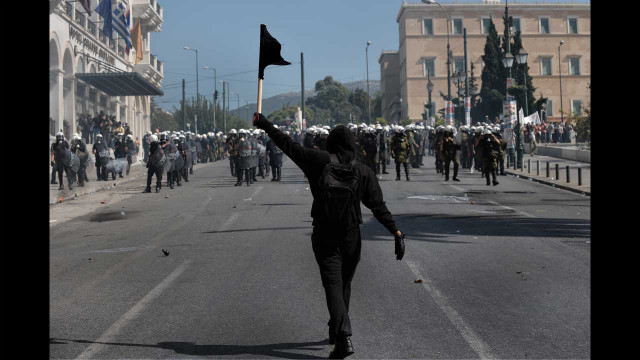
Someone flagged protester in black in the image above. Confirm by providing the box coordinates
[254,112,405,359]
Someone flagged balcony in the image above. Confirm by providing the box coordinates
[109,38,116,51]
[99,29,106,44]
[134,53,164,87]
[131,0,163,32]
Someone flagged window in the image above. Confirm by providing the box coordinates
[423,18,433,35]
[568,17,578,34]
[541,57,552,76]
[453,18,463,35]
[454,58,465,73]
[546,100,553,116]
[569,57,580,75]
[571,100,582,116]
[512,18,521,33]
[423,58,435,77]
[540,18,550,34]
[482,18,492,34]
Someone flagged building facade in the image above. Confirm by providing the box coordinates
[49,0,164,142]
[380,0,590,124]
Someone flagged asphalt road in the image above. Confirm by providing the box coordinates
[50,154,590,359]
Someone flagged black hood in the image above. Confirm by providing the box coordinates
[326,125,356,164]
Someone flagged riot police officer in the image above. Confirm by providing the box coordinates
[391,127,411,181]
[440,125,460,182]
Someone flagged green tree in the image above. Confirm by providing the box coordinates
[308,76,362,125]
[505,30,540,117]
[151,97,179,131]
[478,16,505,120]
[268,105,314,126]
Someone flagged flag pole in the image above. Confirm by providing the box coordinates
[257,78,263,115]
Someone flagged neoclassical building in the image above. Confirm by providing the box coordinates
[49,0,164,142]
[380,0,590,124]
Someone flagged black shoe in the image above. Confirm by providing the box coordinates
[58,186,64,190]
[406,177,410,181]
[190,169,194,174]
[493,181,499,186]
[247,183,251,186]
[500,173,506,176]
[329,337,354,359]
[445,177,449,181]
[453,177,461,182]
[395,177,400,181]
[156,188,160,193]
[126,171,129,176]
[68,185,73,190]
[119,174,124,178]
[170,185,174,189]
[486,182,491,186]
[143,188,151,193]
[271,178,277,181]
[383,171,389,174]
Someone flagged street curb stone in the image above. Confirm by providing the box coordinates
[504,169,590,196]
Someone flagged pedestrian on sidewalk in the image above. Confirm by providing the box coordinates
[529,129,538,156]
[253,112,405,359]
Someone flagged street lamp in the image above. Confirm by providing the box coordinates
[558,40,565,124]
[515,48,528,117]
[422,0,452,104]
[219,80,227,133]
[427,70,434,125]
[203,66,217,131]
[184,46,199,134]
[366,40,372,125]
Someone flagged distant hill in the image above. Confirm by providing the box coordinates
[230,80,380,118]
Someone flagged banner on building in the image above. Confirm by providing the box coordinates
[464,97,471,126]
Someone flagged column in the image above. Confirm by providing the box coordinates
[57,70,65,133]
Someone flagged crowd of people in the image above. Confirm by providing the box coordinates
[75,111,136,150]
[523,122,576,145]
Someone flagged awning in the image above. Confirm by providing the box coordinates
[76,72,164,96]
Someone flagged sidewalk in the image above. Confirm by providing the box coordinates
[503,153,591,196]
[49,144,147,205]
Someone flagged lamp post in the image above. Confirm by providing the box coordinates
[366,40,371,125]
[452,69,466,127]
[203,66,216,131]
[219,80,227,133]
[427,70,434,126]
[515,49,529,117]
[422,0,451,104]
[184,46,199,134]
[558,40,565,124]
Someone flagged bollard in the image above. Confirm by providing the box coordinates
[555,164,560,181]
[520,158,524,172]
[546,162,550,177]
[566,165,570,183]
[537,160,540,176]
[578,167,582,186]
[528,159,531,174]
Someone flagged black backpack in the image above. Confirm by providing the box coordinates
[318,154,360,229]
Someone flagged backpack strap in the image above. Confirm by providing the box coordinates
[329,153,339,164]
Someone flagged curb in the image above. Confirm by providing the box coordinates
[49,161,147,205]
[504,170,590,196]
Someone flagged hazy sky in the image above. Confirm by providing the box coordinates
[151,0,589,112]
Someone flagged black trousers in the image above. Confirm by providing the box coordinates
[395,162,409,179]
[146,166,163,190]
[271,166,281,180]
[444,155,459,179]
[312,226,361,340]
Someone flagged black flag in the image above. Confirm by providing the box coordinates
[258,24,291,80]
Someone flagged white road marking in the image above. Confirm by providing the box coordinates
[249,185,264,199]
[75,261,191,359]
[448,184,466,192]
[487,200,536,218]
[405,261,497,360]
[220,212,240,232]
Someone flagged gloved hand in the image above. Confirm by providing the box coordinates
[51,160,55,167]
[253,112,267,127]
[394,231,405,261]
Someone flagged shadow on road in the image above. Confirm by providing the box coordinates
[50,338,328,359]
[202,226,310,235]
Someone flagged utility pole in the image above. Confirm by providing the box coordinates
[213,68,216,131]
[301,52,305,125]
[182,79,186,131]
[366,41,371,125]
[464,27,469,126]
[222,81,226,133]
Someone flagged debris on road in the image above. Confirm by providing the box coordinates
[165,195,170,198]
[100,200,106,204]
[58,197,64,203]
[414,279,423,283]
[471,201,476,204]
[120,211,125,216]
[162,249,170,256]
[244,197,252,201]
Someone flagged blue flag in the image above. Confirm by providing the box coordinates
[95,0,113,39]
[113,1,132,48]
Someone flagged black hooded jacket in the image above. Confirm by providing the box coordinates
[255,114,398,234]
